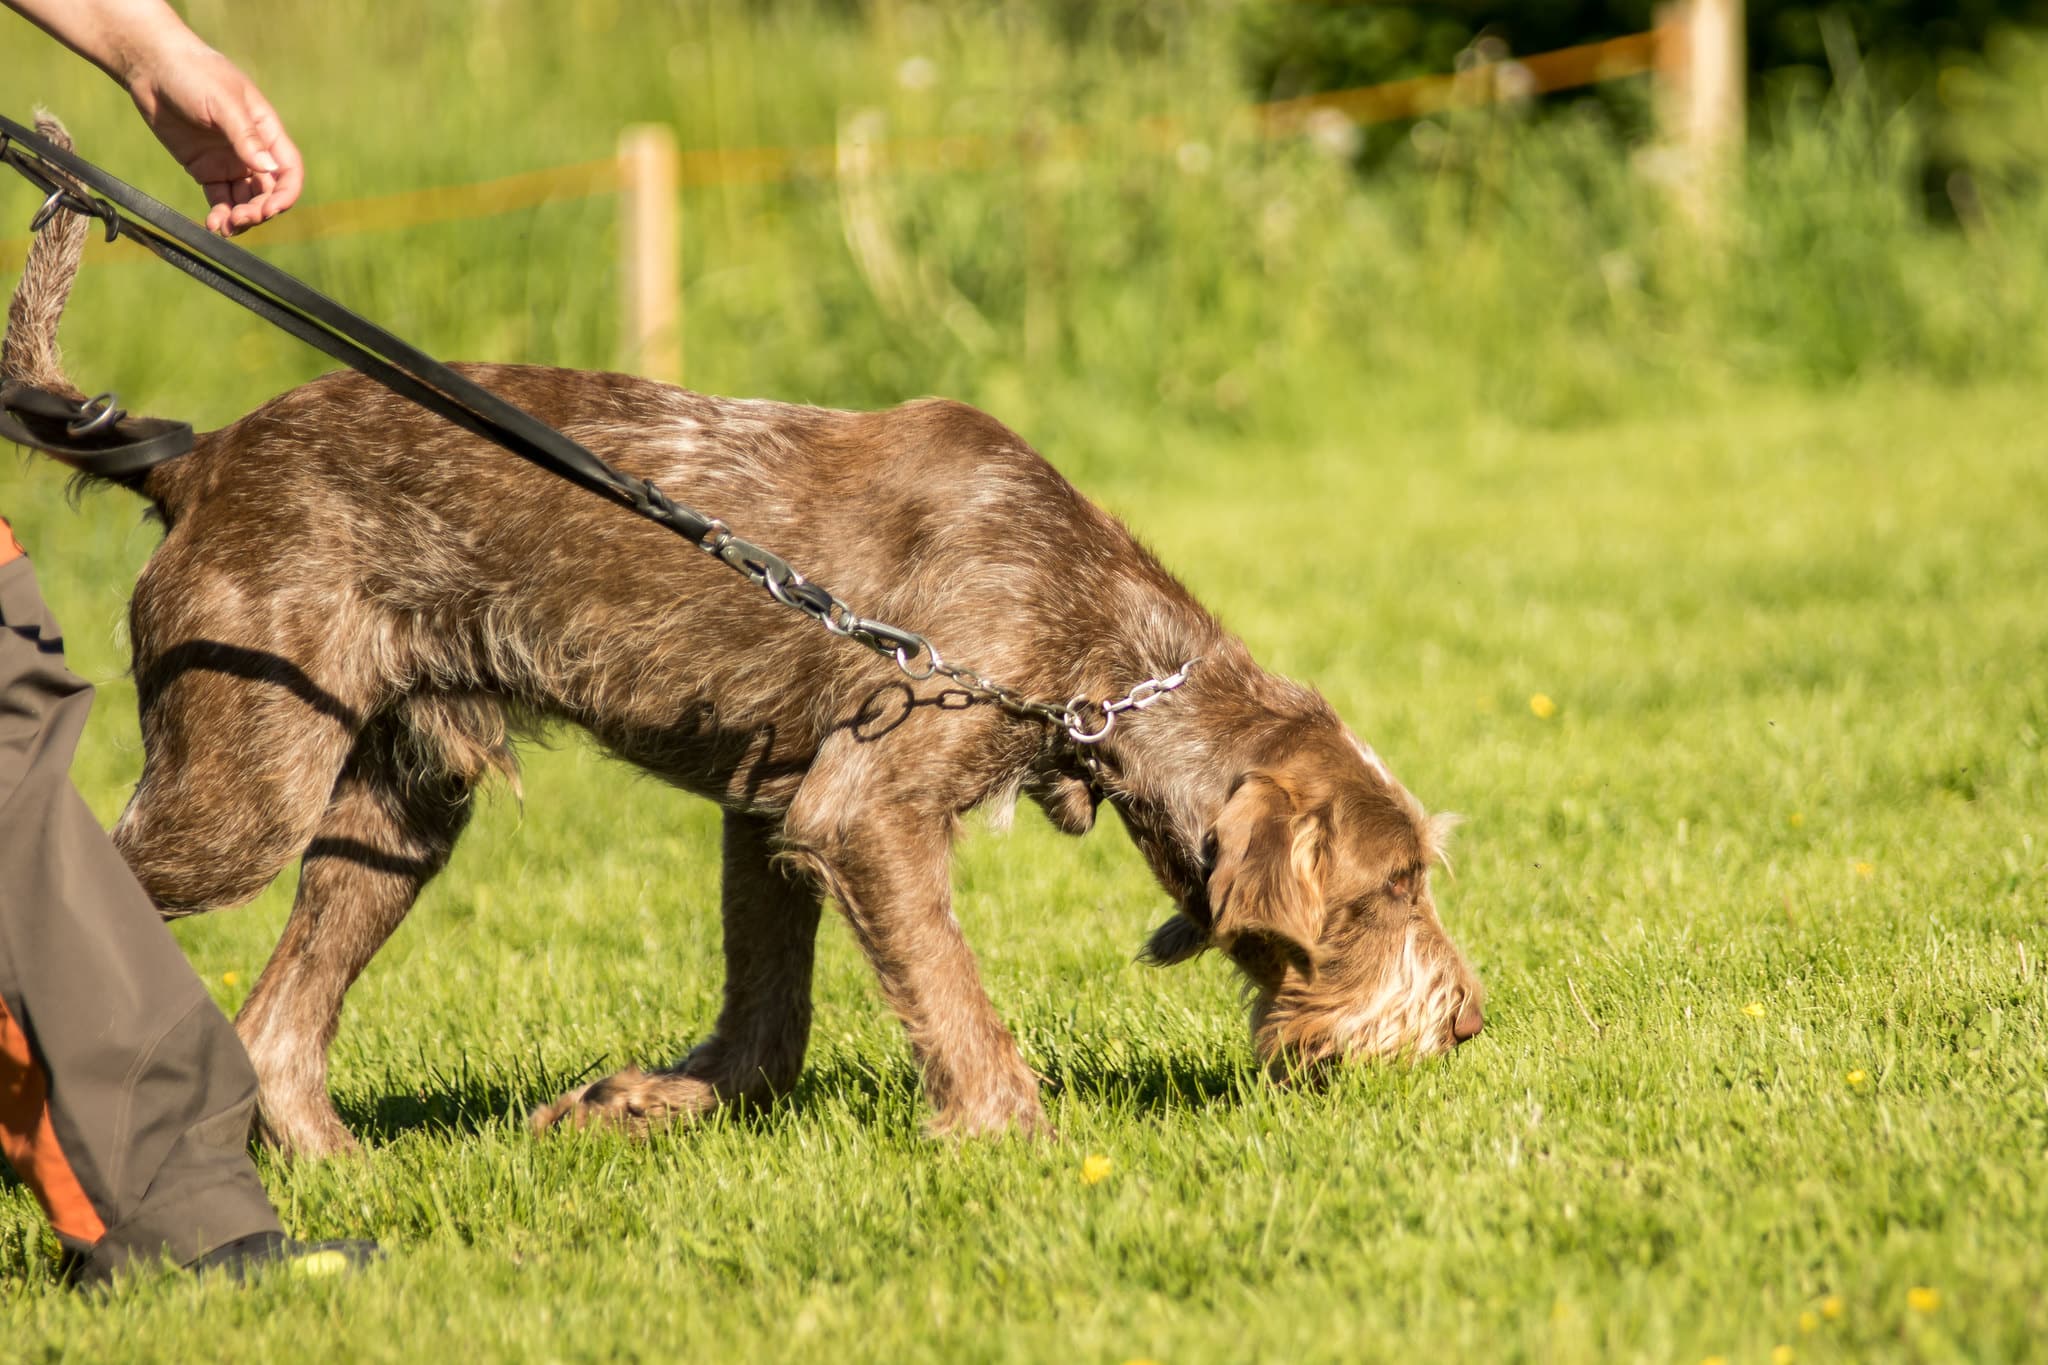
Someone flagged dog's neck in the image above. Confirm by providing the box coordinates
[1086,634,1332,866]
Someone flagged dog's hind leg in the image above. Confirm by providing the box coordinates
[114,542,378,915]
[235,705,487,1158]
[532,809,823,1134]
[115,653,364,917]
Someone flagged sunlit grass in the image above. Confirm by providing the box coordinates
[3,2,2046,1360]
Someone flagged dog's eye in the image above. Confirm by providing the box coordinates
[1386,871,1416,901]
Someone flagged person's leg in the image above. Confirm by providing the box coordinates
[0,546,281,1283]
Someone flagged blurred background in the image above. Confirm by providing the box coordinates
[4,9,2047,1354]
[5,0,2048,457]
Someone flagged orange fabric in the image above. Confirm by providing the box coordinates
[0,997,106,1243]
[0,517,22,566]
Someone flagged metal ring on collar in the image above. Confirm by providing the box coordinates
[66,392,122,438]
[894,638,942,681]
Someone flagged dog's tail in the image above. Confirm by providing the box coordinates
[2,113,90,402]
[4,112,202,516]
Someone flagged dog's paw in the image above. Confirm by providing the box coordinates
[255,1103,363,1161]
[924,1093,1054,1141]
[530,1066,714,1138]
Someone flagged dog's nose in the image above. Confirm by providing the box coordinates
[1452,1002,1484,1043]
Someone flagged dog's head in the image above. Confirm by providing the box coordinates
[1136,729,1483,1075]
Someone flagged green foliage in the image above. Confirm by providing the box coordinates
[6,1,2046,442]
[3,1,2047,1359]
[1235,0,2048,101]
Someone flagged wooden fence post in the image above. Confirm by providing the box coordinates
[1654,0,1745,222]
[618,124,682,384]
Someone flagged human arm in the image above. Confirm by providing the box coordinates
[3,0,301,234]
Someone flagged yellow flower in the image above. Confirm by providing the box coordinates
[1797,1310,1820,1333]
[1081,1153,1113,1186]
[1529,693,1558,719]
[221,971,241,987]
[1788,812,1805,828]
[1846,1068,1870,1089]
[1820,1295,1845,1321]
[1772,1346,1796,1365]
[1907,1286,1941,1315]
[1700,1356,1728,1365]
[1742,1001,1767,1019]
[1854,861,1874,879]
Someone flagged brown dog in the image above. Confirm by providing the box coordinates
[6,175,1483,1158]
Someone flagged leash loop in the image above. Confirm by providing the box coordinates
[29,188,66,231]
[8,135,118,241]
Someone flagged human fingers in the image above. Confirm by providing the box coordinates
[257,127,305,218]
[214,123,301,234]
[207,82,286,181]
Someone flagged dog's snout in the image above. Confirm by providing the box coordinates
[1452,1001,1484,1043]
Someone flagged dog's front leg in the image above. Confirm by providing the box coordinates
[533,810,822,1135]
[785,804,1046,1139]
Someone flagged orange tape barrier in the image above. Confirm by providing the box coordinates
[1,29,1661,272]
[1254,30,1661,134]
[0,155,622,271]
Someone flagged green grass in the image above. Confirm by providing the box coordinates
[4,2,2048,1361]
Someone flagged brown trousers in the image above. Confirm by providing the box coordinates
[0,551,280,1283]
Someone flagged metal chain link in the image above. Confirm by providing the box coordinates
[656,491,1197,745]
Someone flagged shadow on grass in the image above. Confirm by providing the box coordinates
[1037,1054,1256,1116]
[336,1044,1256,1147]
[792,1049,1257,1124]
[335,1048,614,1145]
[340,1080,542,1146]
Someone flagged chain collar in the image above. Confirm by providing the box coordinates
[938,653,1200,746]
[686,516,1198,747]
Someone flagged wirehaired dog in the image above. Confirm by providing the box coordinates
[6,136,1483,1158]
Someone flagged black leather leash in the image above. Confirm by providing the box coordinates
[0,112,1200,742]
[0,114,909,656]
[1,113,716,532]
[0,377,192,475]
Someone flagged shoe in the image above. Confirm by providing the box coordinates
[187,1230,381,1282]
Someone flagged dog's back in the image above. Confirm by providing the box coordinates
[2,160,1207,825]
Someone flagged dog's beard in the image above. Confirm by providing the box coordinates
[1259,925,1467,1071]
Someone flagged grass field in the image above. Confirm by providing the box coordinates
[4,3,2047,1362]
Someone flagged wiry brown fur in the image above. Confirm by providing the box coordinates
[5,189,1484,1158]
[2,115,88,401]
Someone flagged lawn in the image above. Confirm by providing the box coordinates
[5,376,2043,1362]
[3,2,2047,1361]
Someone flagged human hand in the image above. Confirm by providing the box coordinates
[124,37,302,236]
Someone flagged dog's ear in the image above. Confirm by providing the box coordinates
[1138,913,1208,967]
[1207,773,1326,977]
